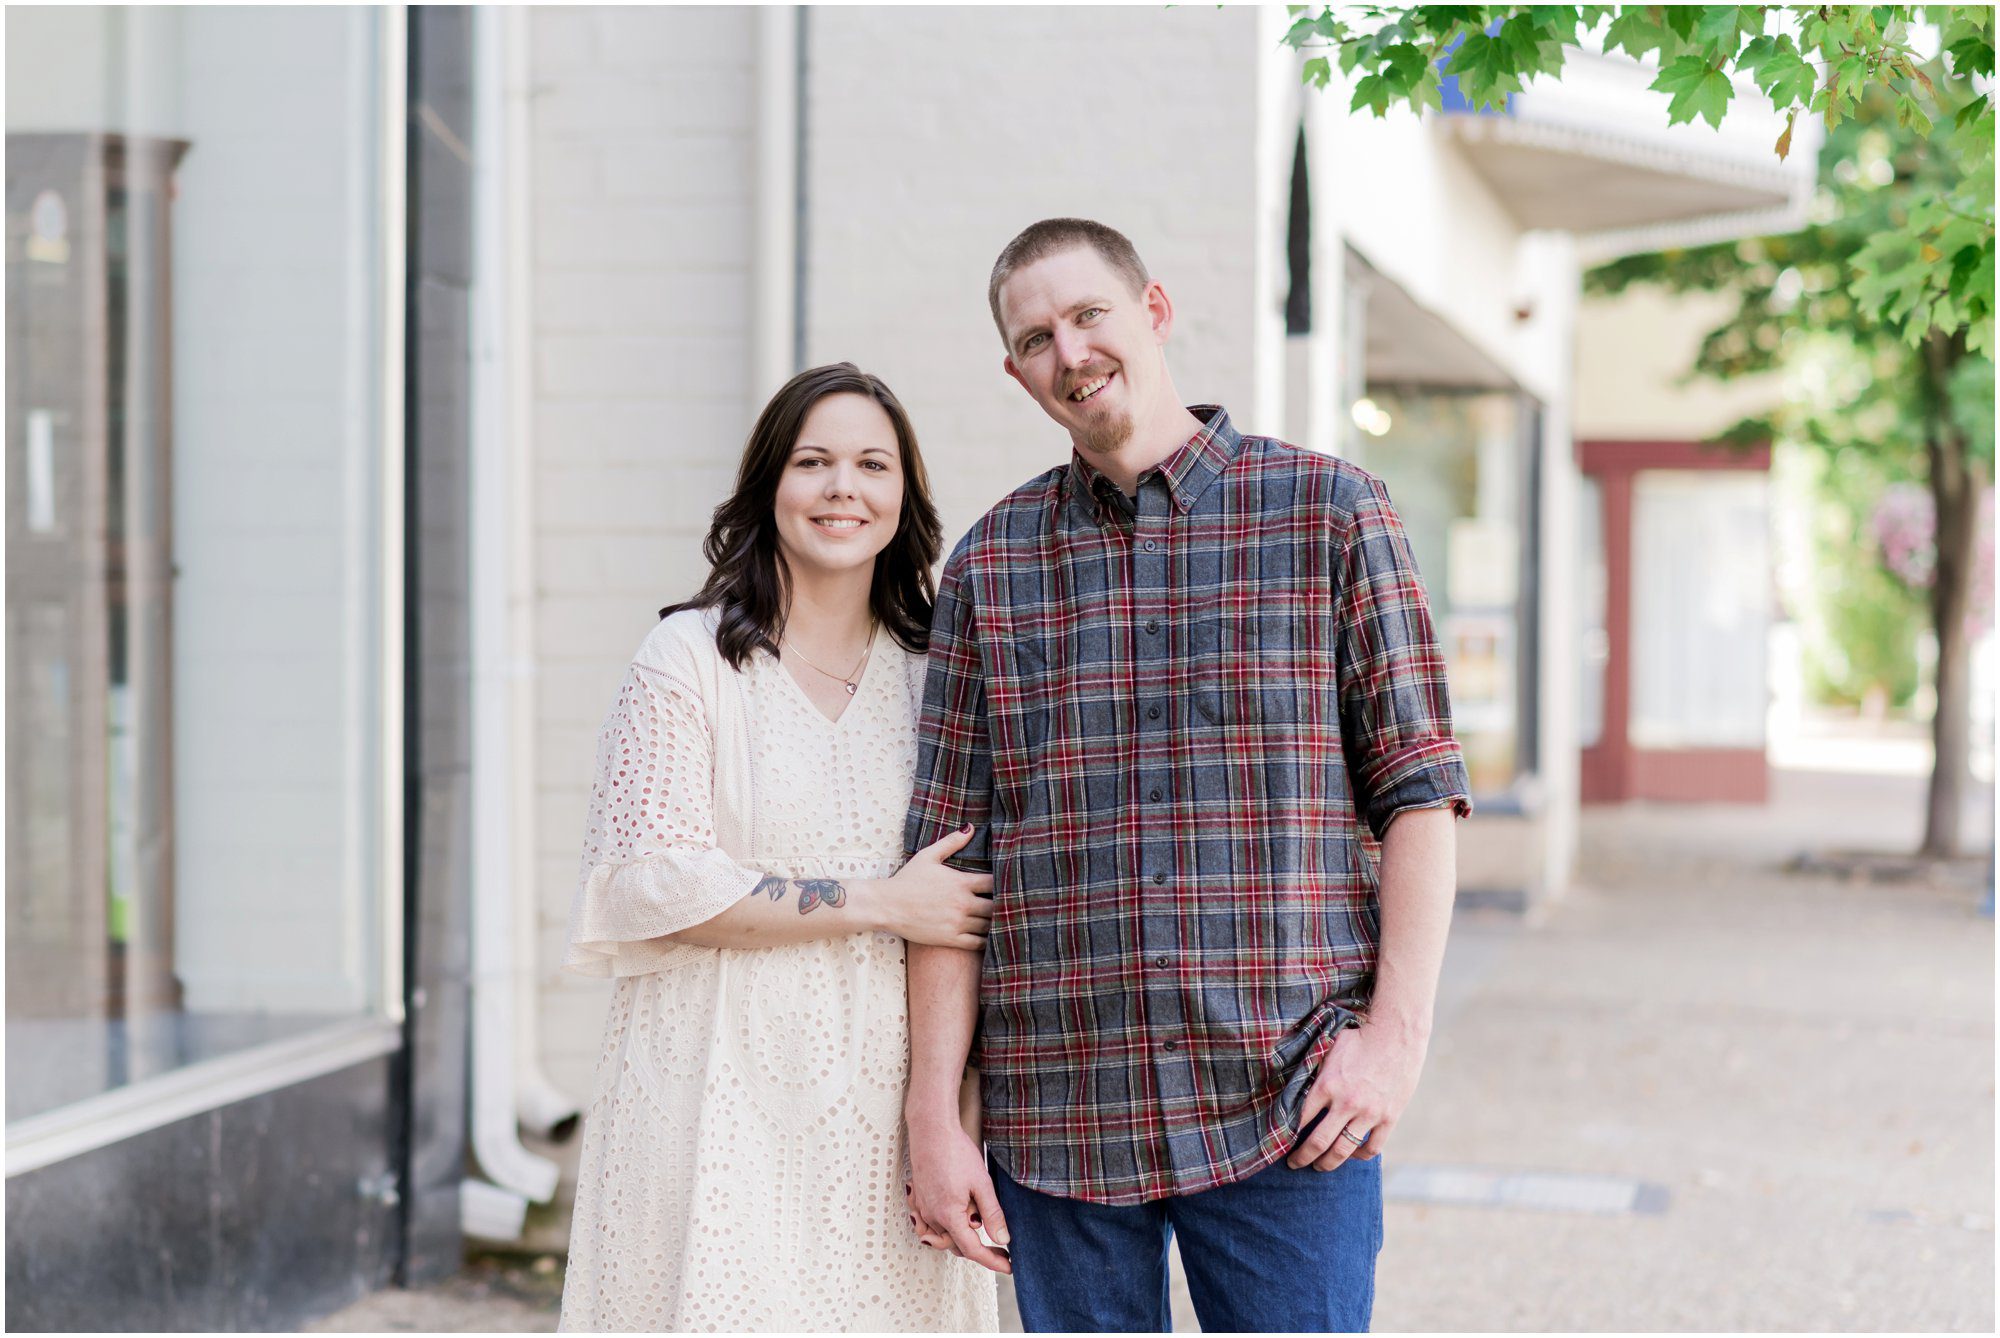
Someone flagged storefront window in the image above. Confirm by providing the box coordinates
[1351,390,1534,797]
[6,7,393,1125]
[1629,470,1770,748]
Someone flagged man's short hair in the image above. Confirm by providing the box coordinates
[987,218,1151,344]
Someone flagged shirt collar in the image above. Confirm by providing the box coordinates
[1063,405,1243,521]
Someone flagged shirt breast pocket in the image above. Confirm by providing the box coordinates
[1191,609,1310,729]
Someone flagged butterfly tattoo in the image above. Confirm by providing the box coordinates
[793,878,847,915]
[748,873,847,915]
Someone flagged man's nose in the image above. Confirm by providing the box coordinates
[1052,327,1092,367]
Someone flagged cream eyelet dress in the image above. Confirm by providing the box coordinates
[557,608,998,1333]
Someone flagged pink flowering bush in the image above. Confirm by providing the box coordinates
[1870,484,1995,634]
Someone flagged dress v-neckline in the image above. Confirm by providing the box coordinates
[774,638,880,727]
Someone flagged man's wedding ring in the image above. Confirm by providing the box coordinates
[1338,1125,1367,1146]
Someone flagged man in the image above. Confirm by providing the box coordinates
[903,217,1470,1331]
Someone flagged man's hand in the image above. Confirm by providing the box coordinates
[906,1117,1012,1273]
[1286,1016,1430,1171]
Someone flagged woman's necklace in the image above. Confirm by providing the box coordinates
[783,621,877,696]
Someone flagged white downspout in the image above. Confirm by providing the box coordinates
[753,5,801,396]
[503,0,583,1146]
[466,2,560,1226]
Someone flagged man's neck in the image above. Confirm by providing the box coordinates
[1078,400,1208,496]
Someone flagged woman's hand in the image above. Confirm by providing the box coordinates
[867,826,993,949]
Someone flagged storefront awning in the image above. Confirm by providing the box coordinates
[1439,49,1818,253]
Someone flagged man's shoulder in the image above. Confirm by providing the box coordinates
[1234,434,1391,526]
[946,465,1066,566]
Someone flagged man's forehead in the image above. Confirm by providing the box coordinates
[998,246,1129,326]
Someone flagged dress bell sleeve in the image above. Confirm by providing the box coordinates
[562,659,766,978]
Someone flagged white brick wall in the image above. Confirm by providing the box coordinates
[803,6,1279,547]
[526,5,1312,1095]
[528,6,761,1097]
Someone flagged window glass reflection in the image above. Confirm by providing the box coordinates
[5,7,389,1124]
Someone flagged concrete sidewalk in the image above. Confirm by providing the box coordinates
[309,764,1993,1332]
[1371,765,1992,1331]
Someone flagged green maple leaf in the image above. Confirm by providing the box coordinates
[1694,6,1759,55]
[1351,71,1396,115]
[1945,33,1995,78]
[1382,42,1429,89]
[1654,55,1734,129]
[1760,37,1817,108]
[1411,63,1446,113]
[1449,31,1521,109]
[1603,10,1669,59]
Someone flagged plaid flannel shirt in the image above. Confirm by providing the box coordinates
[904,405,1471,1205]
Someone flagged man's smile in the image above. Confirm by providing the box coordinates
[1068,371,1115,403]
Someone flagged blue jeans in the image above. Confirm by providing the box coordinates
[991,1143,1383,1332]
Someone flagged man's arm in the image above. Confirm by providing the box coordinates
[905,943,1010,1271]
[1294,473,1470,1170]
[899,551,1010,1271]
[1288,804,1455,1169]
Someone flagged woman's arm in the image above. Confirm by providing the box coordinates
[665,827,992,950]
[566,660,991,970]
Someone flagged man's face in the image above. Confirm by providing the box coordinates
[997,246,1169,460]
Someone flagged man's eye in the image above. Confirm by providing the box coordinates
[1080,308,1104,321]
[1024,333,1047,351]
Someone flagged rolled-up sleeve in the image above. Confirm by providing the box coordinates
[903,550,996,873]
[1334,477,1473,840]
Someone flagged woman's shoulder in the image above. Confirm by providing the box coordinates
[889,635,929,700]
[632,606,725,685]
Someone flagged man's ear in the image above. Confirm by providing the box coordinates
[1003,356,1028,392]
[1146,281,1175,345]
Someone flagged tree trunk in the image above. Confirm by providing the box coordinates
[1920,329,1977,859]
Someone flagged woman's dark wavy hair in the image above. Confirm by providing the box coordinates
[662,363,943,670]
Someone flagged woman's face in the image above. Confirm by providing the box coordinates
[772,392,905,583]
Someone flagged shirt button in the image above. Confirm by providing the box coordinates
[1147,705,1161,720]
[1149,788,1162,802]
[1145,619,1159,634]
[1151,871,1166,885]
[1153,954,1170,968]
[1163,1039,1180,1052]
[1143,539,1157,552]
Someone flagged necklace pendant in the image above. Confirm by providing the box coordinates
[844,681,858,696]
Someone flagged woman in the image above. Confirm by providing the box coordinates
[558,364,999,1332]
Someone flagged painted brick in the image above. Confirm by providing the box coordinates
[535,69,754,138]
[534,459,734,533]
[534,202,752,272]
[590,5,756,68]
[529,6,597,71]
[533,397,747,468]
[537,333,749,402]
[534,268,750,335]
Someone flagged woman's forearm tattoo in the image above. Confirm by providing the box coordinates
[746,873,848,916]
